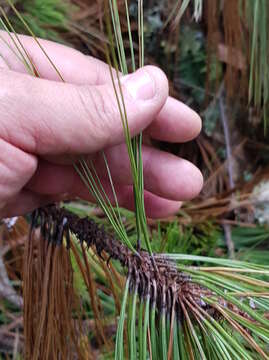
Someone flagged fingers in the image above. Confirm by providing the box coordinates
[116,187,182,218]
[0,30,111,84]
[147,97,202,143]
[95,145,203,201]
[0,66,168,155]
[1,185,180,219]
[0,190,57,218]
[0,31,202,220]
[26,164,181,219]
[27,144,203,203]
[0,31,201,145]
[0,139,37,204]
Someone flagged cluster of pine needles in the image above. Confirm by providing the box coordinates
[27,204,269,359]
[0,1,269,359]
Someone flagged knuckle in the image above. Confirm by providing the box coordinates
[0,140,37,201]
[0,71,40,152]
[21,153,38,178]
[77,85,118,147]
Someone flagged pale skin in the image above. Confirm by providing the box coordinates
[0,31,203,219]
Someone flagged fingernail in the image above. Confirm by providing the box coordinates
[121,69,156,100]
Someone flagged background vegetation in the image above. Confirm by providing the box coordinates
[0,0,269,358]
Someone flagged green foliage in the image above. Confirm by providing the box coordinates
[245,0,269,131]
[219,225,269,265]
[203,100,220,136]
[8,0,71,42]
[178,25,207,101]
[151,221,220,256]
[70,245,89,301]
[117,254,269,359]
[222,225,269,250]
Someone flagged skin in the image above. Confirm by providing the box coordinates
[0,31,203,219]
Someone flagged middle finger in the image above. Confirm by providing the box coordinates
[27,144,203,202]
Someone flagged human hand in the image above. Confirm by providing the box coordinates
[0,32,203,219]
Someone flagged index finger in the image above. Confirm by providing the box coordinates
[0,30,111,84]
[0,31,202,144]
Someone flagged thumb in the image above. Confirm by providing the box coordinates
[76,65,169,152]
[0,66,168,156]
